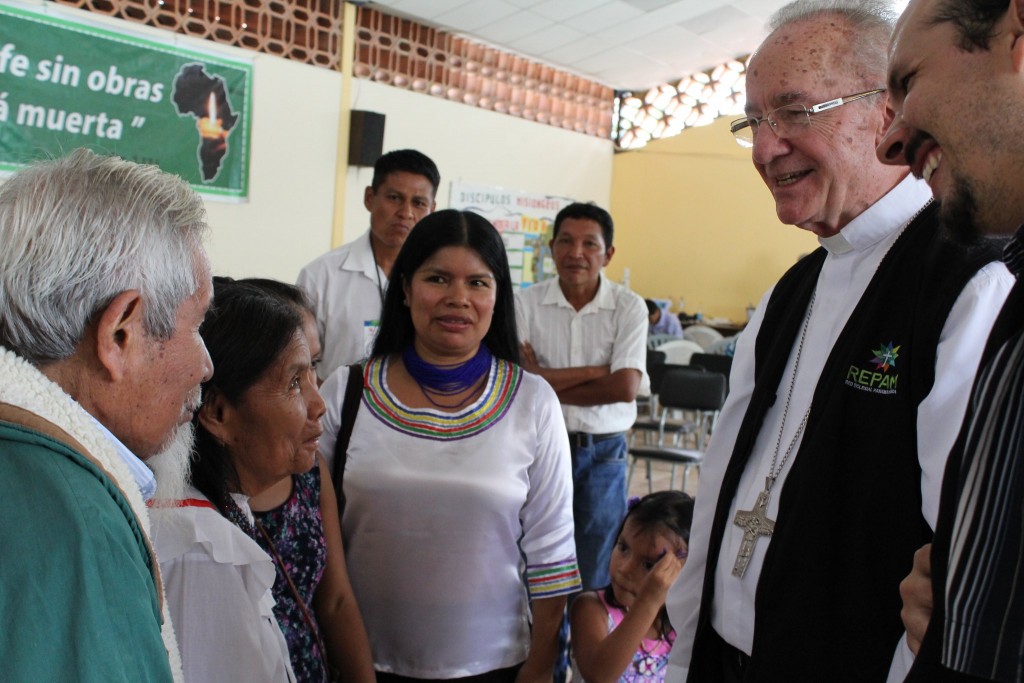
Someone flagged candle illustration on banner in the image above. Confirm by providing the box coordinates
[197,91,228,181]
[172,63,239,182]
[198,92,226,139]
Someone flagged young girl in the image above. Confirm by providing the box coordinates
[571,491,694,683]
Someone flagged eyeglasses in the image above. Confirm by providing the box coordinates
[730,88,886,148]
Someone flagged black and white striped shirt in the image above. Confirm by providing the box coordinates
[944,227,1024,681]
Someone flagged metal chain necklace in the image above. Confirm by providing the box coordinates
[728,197,933,578]
[731,289,816,578]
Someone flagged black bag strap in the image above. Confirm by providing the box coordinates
[332,363,363,517]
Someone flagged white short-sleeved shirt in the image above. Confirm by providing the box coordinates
[515,275,649,433]
[319,357,580,678]
[151,488,296,683]
[297,229,387,380]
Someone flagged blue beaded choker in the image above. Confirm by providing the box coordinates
[402,344,493,407]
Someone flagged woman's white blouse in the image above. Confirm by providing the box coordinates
[151,488,296,683]
[320,358,580,678]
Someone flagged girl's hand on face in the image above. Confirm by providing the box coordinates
[636,546,686,607]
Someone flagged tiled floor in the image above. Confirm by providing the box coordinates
[626,412,705,499]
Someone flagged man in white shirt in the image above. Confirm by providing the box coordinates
[0,149,215,682]
[516,202,648,681]
[298,149,439,380]
[664,2,1014,681]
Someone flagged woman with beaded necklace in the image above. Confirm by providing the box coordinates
[319,209,580,683]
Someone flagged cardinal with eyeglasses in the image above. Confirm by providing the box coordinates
[664,1,1014,682]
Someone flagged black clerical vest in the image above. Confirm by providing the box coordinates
[688,202,1003,682]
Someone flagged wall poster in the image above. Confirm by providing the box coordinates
[449,180,576,288]
[0,1,253,199]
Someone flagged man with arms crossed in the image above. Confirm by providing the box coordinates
[665,1,1013,680]
[877,0,1024,679]
[298,149,439,380]
[0,149,214,682]
[516,202,648,681]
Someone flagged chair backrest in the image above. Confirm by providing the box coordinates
[658,366,727,412]
[647,358,693,397]
[708,335,738,357]
[655,339,704,366]
[642,349,668,399]
[683,324,725,351]
[648,333,680,349]
[690,352,733,379]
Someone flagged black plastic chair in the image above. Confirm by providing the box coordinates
[628,367,727,493]
[636,349,666,419]
[690,352,733,394]
[630,363,702,443]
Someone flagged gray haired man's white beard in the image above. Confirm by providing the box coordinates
[147,422,195,502]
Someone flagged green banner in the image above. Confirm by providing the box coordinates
[0,2,252,198]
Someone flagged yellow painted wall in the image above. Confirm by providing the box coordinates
[606,117,818,323]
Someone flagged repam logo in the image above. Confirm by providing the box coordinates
[844,342,900,395]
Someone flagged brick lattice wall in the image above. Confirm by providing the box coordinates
[53,0,613,138]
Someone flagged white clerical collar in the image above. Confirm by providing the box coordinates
[86,413,157,501]
[818,175,933,256]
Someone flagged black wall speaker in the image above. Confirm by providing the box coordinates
[348,110,385,167]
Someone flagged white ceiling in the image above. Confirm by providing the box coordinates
[365,0,796,92]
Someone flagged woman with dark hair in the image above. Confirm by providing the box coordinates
[319,209,580,682]
[150,278,323,682]
[239,278,376,683]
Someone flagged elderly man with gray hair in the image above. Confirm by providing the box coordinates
[664,1,1014,680]
[0,149,214,682]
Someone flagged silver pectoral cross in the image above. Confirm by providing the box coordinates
[731,479,776,578]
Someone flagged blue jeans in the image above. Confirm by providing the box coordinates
[555,432,628,683]
[571,433,628,591]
